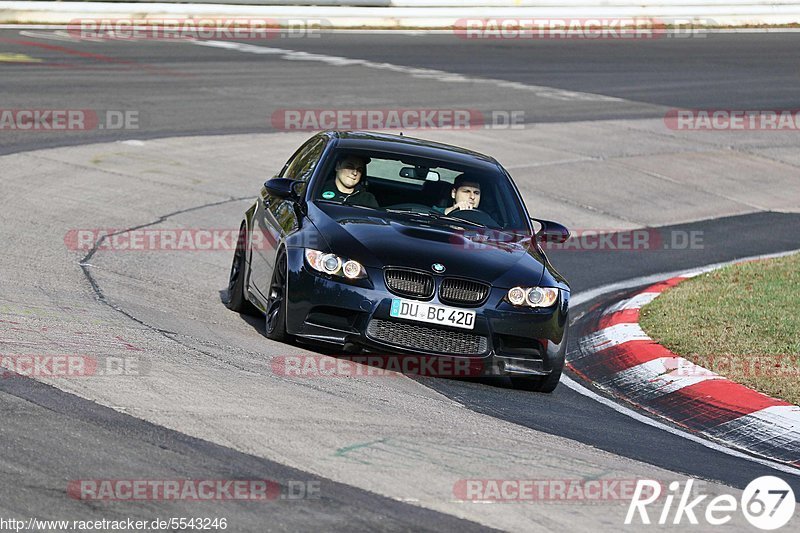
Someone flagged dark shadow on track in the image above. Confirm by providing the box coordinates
[0,374,497,532]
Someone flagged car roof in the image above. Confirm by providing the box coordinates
[326,130,501,170]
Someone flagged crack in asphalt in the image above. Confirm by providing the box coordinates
[72,197,383,399]
[76,195,257,370]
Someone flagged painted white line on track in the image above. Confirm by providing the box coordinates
[564,247,800,477]
[191,39,624,102]
[18,29,82,41]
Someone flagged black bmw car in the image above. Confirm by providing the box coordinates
[225,131,570,392]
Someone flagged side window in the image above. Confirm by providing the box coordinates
[282,138,325,181]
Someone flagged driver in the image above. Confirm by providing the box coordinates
[435,174,481,215]
[320,155,378,208]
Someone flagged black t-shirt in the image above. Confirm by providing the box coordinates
[320,181,378,208]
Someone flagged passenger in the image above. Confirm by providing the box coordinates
[435,174,481,215]
[320,155,378,208]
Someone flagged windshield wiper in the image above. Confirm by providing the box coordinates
[384,207,487,228]
[384,208,441,219]
[384,207,420,214]
[318,199,376,211]
[428,213,486,228]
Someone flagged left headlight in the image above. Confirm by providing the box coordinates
[305,249,367,280]
[506,286,559,308]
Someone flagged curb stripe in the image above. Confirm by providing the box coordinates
[597,308,640,329]
[640,277,687,294]
[646,379,791,429]
[577,322,649,353]
[601,292,660,314]
[604,358,723,402]
[571,340,675,376]
[704,406,800,463]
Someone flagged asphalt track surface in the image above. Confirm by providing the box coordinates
[2,31,800,154]
[1,29,800,531]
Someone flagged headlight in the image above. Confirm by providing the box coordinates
[321,253,341,274]
[342,260,363,279]
[305,249,367,280]
[507,286,527,306]
[506,286,559,308]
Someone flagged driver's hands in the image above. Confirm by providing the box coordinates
[444,201,475,214]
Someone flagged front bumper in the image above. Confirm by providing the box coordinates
[283,248,568,377]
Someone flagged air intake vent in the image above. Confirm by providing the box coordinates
[367,319,488,355]
[439,278,490,306]
[385,268,434,299]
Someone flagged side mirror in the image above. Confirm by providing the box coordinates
[530,217,570,244]
[264,178,303,201]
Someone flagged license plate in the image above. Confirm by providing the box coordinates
[389,298,476,330]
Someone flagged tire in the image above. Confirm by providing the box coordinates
[225,224,259,315]
[509,351,564,393]
[510,368,562,393]
[265,249,291,342]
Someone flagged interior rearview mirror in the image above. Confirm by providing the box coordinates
[399,167,440,181]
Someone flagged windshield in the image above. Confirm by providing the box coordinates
[312,148,529,231]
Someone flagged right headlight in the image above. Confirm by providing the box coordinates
[506,286,559,308]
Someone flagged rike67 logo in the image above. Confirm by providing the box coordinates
[626,477,795,530]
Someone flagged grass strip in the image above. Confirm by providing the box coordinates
[640,253,800,405]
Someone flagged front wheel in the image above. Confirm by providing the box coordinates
[510,367,562,393]
[510,349,564,393]
[265,249,291,342]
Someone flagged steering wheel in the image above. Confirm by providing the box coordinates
[447,208,499,227]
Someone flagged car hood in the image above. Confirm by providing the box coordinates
[308,203,545,287]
